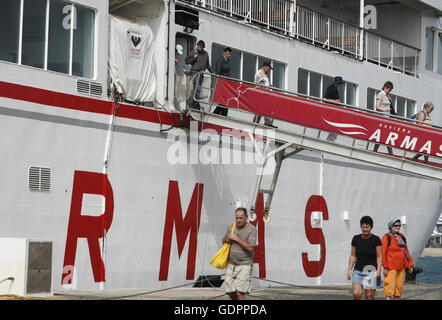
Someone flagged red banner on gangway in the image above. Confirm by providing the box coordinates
[212,78,442,159]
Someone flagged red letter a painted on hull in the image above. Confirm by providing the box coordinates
[62,171,114,284]
[159,181,204,281]
[301,195,329,278]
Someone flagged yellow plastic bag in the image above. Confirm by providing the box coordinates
[210,222,236,269]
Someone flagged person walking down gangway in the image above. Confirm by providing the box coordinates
[213,47,232,116]
[185,40,213,110]
[252,62,277,128]
[324,76,345,142]
[381,218,414,300]
[412,102,435,164]
[347,216,382,300]
[373,81,395,156]
[222,207,257,300]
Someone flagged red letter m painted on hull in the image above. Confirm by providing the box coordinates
[159,181,204,281]
[62,171,114,284]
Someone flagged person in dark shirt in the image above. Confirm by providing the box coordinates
[324,76,345,141]
[347,216,382,300]
[185,40,213,110]
[324,76,344,102]
[213,47,232,116]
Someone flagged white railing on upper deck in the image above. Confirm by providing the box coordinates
[364,30,420,76]
[295,4,361,57]
[180,0,421,77]
[194,0,292,34]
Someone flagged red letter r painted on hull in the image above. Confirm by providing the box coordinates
[62,171,114,284]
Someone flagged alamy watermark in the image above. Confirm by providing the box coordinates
[166,121,278,175]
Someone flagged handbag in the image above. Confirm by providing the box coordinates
[210,222,236,269]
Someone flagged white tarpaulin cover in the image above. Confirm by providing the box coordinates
[109,15,156,102]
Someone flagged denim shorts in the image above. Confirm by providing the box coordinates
[352,269,381,288]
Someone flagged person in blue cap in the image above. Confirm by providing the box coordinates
[324,76,345,141]
[324,76,345,103]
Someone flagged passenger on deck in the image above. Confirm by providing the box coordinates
[324,76,345,142]
[373,81,394,156]
[324,76,345,103]
[185,40,214,110]
[253,62,276,128]
[381,218,414,300]
[412,102,435,163]
[213,47,232,116]
[347,216,382,300]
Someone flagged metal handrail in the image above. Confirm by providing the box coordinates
[189,72,440,131]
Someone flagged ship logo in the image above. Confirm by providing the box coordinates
[322,118,368,136]
[131,36,141,47]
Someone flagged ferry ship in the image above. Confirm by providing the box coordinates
[1,0,442,294]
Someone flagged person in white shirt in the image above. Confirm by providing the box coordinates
[253,62,276,127]
[373,81,394,156]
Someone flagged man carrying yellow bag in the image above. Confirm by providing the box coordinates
[217,207,257,300]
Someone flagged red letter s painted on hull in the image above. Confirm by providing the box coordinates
[62,171,114,284]
[301,195,329,278]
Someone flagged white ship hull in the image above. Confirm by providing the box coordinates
[1,0,442,292]
[0,90,441,291]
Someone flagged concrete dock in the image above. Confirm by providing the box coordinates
[52,248,442,300]
[2,247,440,300]
[53,283,442,300]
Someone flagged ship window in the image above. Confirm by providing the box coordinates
[22,0,47,69]
[272,61,285,90]
[0,0,95,79]
[396,96,406,117]
[438,33,442,74]
[346,83,357,106]
[243,52,256,82]
[297,69,308,95]
[406,100,416,118]
[425,27,434,71]
[367,88,376,110]
[322,76,333,99]
[72,5,95,77]
[211,43,286,89]
[309,72,321,98]
[229,50,241,80]
[0,0,20,63]
[298,68,358,106]
[48,0,71,74]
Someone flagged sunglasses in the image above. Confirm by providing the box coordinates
[393,224,401,227]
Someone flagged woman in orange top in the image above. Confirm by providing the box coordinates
[381,218,414,300]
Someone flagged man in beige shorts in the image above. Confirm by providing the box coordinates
[222,207,257,300]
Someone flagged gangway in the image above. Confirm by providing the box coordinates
[185,73,442,221]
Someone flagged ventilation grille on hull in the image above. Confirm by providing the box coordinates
[76,80,103,96]
[29,167,51,192]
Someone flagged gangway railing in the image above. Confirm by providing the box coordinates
[185,73,442,221]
